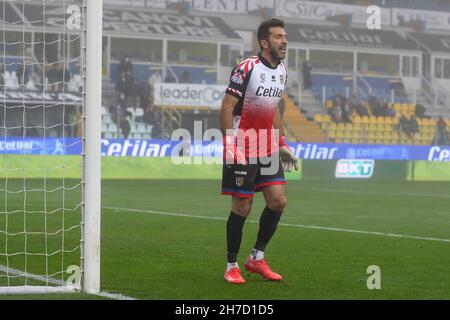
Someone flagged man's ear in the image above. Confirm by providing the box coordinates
[260,39,269,49]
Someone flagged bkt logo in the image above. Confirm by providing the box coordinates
[335,159,374,179]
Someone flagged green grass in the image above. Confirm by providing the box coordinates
[1,178,450,299]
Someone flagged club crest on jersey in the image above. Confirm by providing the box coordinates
[231,73,243,85]
[260,73,266,83]
[235,177,244,187]
[271,75,276,82]
[280,75,284,84]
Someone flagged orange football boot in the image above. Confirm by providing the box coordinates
[245,257,283,281]
[224,267,246,284]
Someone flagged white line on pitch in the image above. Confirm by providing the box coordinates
[307,187,450,200]
[104,206,450,244]
[0,265,137,300]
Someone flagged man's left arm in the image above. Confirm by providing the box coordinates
[274,98,298,171]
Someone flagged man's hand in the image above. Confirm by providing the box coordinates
[279,136,298,172]
[224,136,247,165]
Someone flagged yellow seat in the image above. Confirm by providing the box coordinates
[353,115,362,124]
[328,130,337,138]
[314,114,323,123]
[352,131,361,139]
[376,117,385,124]
[361,116,370,124]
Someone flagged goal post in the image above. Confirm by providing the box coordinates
[0,0,102,295]
[83,0,102,295]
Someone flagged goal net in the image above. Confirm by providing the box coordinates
[0,0,101,294]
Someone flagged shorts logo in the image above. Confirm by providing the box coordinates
[260,73,266,83]
[235,177,244,187]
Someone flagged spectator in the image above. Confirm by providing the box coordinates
[180,71,191,83]
[143,104,155,125]
[118,56,133,76]
[151,121,162,139]
[67,107,78,137]
[149,71,162,88]
[0,64,4,88]
[57,63,71,91]
[386,104,396,117]
[405,115,419,138]
[436,116,448,145]
[138,80,151,110]
[415,103,427,119]
[368,95,382,117]
[331,97,342,123]
[17,62,29,88]
[391,79,407,98]
[115,72,135,107]
[164,74,176,83]
[46,64,59,92]
[302,60,312,90]
[120,111,132,139]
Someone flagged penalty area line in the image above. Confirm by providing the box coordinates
[103,206,450,244]
[0,265,137,300]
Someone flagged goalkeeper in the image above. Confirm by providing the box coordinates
[220,18,298,285]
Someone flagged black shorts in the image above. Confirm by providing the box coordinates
[221,154,286,198]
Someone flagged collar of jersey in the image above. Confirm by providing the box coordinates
[258,52,280,70]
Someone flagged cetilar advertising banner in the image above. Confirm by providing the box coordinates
[1,138,450,162]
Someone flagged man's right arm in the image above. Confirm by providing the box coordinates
[220,93,239,137]
[220,93,247,165]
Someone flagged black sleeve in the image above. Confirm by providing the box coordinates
[225,66,248,100]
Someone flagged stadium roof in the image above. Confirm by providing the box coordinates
[409,33,450,55]
[1,2,242,42]
[284,23,419,52]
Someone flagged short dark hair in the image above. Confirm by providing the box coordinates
[257,19,285,50]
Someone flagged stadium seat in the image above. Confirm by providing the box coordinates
[353,115,362,124]
[361,116,370,124]
[314,114,323,123]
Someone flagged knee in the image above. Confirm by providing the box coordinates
[267,196,287,213]
[232,198,253,217]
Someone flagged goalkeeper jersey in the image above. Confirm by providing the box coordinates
[226,52,287,158]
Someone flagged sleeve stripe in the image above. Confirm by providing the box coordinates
[226,88,243,97]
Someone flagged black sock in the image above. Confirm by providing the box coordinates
[227,212,247,263]
[254,206,282,252]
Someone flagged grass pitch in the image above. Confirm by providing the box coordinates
[1,179,450,299]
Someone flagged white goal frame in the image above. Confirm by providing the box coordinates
[0,0,102,295]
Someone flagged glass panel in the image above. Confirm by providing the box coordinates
[435,58,443,78]
[412,56,419,77]
[167,41,217,66]
[288,49,296,71]
[357,53,399,76]
[297,49,307,69]
[444,59,450,79]
[111,37,163,63]
[402,56,410,77]
[0,31,32,57]
[220,44,241,67]
[310,50,353,73]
